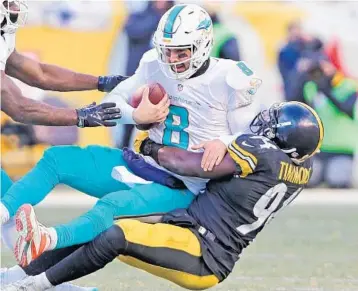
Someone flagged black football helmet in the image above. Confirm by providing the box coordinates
[250,101,324,163]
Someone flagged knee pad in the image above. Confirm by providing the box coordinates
[42,146,81,164]
[42,145,88,184]
[100,225,126,254]
[85,144,121,156]
[41,146,69,173]
[88,225,126,266]
[42,146,62,161]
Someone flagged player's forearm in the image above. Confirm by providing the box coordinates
[102,84,137,124]
[6,51,100,92]
[18,98,77,125]
[1,76,77,126]
[102,93,136,124]
[157,147,236,179]
[38,63,98,92]
[4,94,77,125]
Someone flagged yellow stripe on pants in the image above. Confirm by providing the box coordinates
[116,219,219,290]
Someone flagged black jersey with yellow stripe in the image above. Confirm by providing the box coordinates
[183,134,313,281]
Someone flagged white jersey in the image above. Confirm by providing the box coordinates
[104,49,262,194]
[0,32,16,70]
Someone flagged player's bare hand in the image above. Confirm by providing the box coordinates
[133,87,170,124]
[192,139,227,171]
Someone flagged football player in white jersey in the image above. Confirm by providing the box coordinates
[2,3,262,274]
[103,3,262,192]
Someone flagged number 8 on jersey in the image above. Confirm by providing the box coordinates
[162,105,190,149]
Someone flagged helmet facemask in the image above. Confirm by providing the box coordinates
[250,104,280,140]
[250,103,304,163]
[153,4,213,80]
[250,102,321,164]
[1,0,28,33]
[155,41,208,80]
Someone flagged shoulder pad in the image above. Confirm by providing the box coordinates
[140,49,158,65]
[226,61,262,91]
[226,61,262,109]
[139,49,161,79]
[228,134,278,177]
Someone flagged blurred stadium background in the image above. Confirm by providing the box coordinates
[1,1,358,290]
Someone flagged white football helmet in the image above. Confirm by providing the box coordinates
[1,0,28,33]
[153,4,214,80]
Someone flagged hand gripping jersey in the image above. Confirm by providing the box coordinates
[163,134,313,281]
[104,49,262,194]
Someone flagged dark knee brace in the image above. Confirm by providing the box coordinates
[85,224,127,268]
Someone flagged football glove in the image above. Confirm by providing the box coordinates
[76,102,121,128]
[98,75,129,92]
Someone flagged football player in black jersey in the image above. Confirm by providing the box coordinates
[4,101,324,291]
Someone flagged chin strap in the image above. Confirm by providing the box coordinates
[190,58,211,79]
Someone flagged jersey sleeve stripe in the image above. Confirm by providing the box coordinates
[231,141,258,169]
[228,144,255,177]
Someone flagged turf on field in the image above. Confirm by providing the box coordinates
[1,199,358,291]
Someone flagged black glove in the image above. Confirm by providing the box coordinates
[76,102,121,128]
[139,137,164,164]
[98,75,129,92]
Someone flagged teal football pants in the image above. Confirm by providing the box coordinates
[1,146,194,249]
[1,168,13,197]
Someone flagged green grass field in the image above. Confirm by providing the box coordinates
[2,202,358,291]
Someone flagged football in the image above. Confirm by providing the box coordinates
[130,83,166,108]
